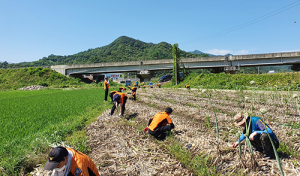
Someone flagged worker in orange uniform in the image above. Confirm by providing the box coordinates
[44,146,100,176]
[130,87,137,101]
[104,77,109,101]
[109,90,118,103]
[119,87,126,92]
[185,85,190,90]
[157,83,161,88]
[111,91,128,116]
[145,107,175,141]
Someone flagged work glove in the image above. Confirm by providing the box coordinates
[144,126,149,132]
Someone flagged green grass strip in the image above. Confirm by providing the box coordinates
[163,136,218,176]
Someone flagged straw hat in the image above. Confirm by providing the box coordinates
[234,112,248,127]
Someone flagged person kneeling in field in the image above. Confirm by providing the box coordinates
[110,91,127,116]
[232,112,279,159]
[44,146,100,176]
[144,107,175,141]
[185,85,190,89]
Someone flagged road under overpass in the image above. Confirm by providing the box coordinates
[51,51,300,82]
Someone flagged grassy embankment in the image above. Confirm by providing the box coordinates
[163,72,300,91]
[0,67,85,90]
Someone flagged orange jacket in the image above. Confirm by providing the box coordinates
[115,92,127,104]
[131,87,137,91]
[149,112,173,131]
[104,80,109,89]
[67,148,100,176]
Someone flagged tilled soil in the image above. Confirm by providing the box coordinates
[32,88,300,175]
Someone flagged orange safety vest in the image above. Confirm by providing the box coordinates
[104,80,109,89]
[116,92,127,104]
[66,148,100,176]
[149,112,173,131]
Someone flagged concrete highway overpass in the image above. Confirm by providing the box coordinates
[51,51,300,81]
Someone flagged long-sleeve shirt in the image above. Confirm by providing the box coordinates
[237,116,278,143]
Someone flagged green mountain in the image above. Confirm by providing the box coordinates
[2,36,209,68]
[189,50,221,57]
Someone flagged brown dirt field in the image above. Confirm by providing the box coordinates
[32,87,300,175]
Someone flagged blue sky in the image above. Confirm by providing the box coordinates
[0,0,299,63]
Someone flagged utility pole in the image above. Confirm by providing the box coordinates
[175,54,178,85]
[172,43,180,85]
[258,67,260,74]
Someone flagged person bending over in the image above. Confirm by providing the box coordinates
[232,112,279,159]
[110,92,127,116]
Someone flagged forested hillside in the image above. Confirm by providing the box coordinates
[2,36,209,68]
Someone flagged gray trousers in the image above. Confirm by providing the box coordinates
[251,133,279,155]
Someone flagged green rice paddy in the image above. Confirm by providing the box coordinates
[0,88,109,175]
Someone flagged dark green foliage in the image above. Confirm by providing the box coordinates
[291,64,300,72]
[0,68,83,90]
[0,61,9,68]
[236,65,292,74]
[3,36,207,68]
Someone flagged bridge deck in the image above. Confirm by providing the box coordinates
[51,51,300,75]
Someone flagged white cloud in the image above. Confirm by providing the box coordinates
[234,50,249,55]
[280,49,300,52]
[205,49,249,55]
[205,49,232,55]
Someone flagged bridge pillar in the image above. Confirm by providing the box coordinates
[137,70,154,82]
